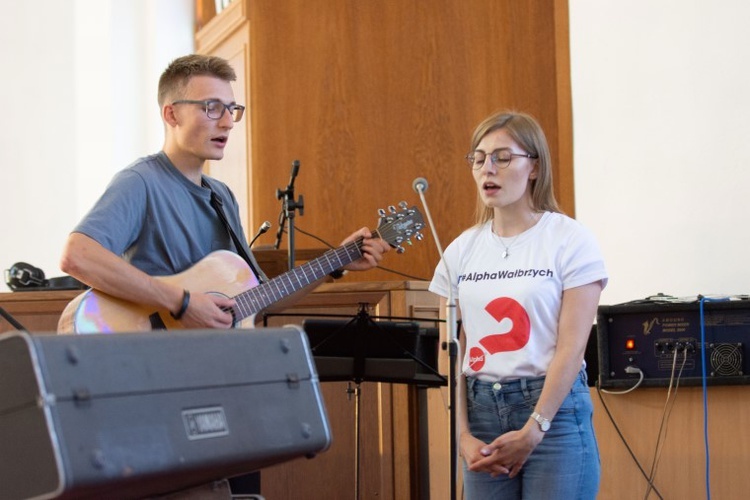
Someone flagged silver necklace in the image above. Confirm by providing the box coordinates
[499,234,521,259]
[495,212,541,259]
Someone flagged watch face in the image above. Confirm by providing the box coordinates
[532,412,550,431]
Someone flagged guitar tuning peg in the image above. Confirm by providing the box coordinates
[378,208,386,217]
[398,201,407,209]
[388,205,396,214]
[395,245,405,254]
[415,232,424,241]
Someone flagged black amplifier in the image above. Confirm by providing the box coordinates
[597,297,750,388]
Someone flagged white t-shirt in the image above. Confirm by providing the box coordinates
[429,212,608,381]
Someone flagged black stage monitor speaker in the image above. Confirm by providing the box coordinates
[0,327,331,500]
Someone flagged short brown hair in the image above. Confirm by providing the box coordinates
[157,54,237,106]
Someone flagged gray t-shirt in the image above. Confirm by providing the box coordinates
[74,151,266,281]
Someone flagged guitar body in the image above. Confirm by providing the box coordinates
[57,250,260,334]
[57,205,426,335]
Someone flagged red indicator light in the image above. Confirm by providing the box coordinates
[625,339,636,350]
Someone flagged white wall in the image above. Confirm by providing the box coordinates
[0,0,193,284]
[1,2,75,282]
[570,0,750,305]
[2,1,748,304]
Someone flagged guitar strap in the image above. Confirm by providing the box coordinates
[203,179,265,283]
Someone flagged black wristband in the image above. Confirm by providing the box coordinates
[170,289,191,319]
[328,269,347,280]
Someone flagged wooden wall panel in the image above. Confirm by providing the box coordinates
[246,0,573,284]
[594,385,750,499]
[195,2,573,497]
[196,0,254,234]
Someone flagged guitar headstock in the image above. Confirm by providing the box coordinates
[376,202,426,253]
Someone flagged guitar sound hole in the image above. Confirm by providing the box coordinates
[215,305,238,328]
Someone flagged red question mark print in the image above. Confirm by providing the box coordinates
[468,297,531,371]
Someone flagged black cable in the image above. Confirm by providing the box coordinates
[595,382,664,500]
[291,225,430,281]
[0,306,27,330]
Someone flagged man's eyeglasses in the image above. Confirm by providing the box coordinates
[172,99,245,122]
[465,149,538,170]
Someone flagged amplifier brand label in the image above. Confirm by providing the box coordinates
[642,316,690,335]
[660,316,690,334]
[182,406,229,440]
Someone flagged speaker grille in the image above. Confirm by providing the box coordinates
[709,343,743,377]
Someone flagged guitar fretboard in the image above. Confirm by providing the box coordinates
[232,237,370,321]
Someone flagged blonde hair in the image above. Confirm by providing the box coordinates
[470,111,561,225]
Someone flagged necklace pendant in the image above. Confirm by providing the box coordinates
[502,250,509,259]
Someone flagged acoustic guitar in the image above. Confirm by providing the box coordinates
[57,204,425,334]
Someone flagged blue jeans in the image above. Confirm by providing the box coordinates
[463,370,600,499]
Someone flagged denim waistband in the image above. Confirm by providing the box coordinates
[467,368,587,395]
[467,374,546,395]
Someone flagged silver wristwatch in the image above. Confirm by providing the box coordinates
[530,411,551,432]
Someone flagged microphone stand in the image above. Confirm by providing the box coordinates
[413,179,458,500]
[274,160,305,270]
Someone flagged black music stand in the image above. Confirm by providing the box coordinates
[303,310,444,386]
[296,304,445,499]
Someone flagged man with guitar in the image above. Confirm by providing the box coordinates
[58,53,394,498]
[59,54,390,334]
